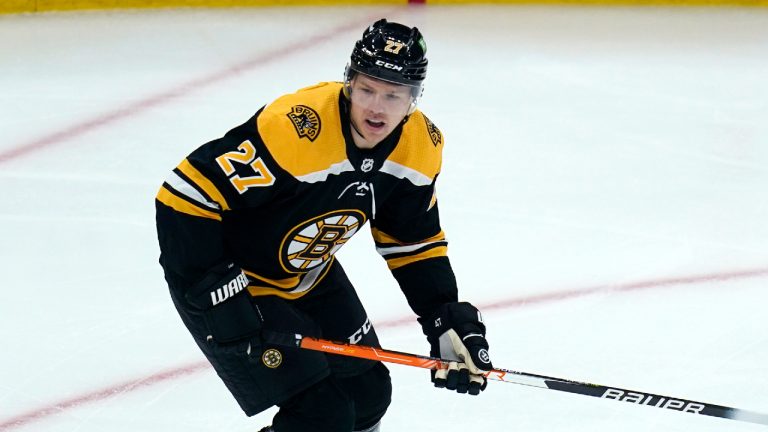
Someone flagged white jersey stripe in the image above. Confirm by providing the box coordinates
[295,160,355,183]
[290,260,330,294]
[166,171,220,210]
[380,160,433,186]
[376,240,445,257]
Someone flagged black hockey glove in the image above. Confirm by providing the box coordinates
[419,302,493,395]
[185,262,263,356]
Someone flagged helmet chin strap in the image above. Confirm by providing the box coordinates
[349,117,368,142]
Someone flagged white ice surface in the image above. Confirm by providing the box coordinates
[1,5,767,432]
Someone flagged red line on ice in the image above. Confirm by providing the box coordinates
[1,266,766,431]
[0,14,378,165]
[479,266,768,312]
[0,363,210,431]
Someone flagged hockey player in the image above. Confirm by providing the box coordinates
[155,19,493,432]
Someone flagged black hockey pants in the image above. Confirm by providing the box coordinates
[168,260,392,431]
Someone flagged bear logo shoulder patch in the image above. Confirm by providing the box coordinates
[423,115,442,147]
[287,105,321,142]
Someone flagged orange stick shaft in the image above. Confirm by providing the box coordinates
[298,336,446,370]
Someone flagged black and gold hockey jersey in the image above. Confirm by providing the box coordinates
[156,82,457,318]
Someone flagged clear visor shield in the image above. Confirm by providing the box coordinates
[344,66,423,114]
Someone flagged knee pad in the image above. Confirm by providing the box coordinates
[272,364,392,432]
[272,377,355,432]
[339,363,392,430]
[354,420,381,432]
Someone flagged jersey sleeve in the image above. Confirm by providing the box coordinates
[155,112,279,292]
[371,177,459,318]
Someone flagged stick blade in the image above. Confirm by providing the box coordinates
[728,409,768,426]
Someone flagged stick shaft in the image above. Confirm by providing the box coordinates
[270,333,768,426]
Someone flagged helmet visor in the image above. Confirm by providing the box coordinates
[346,64,423,99]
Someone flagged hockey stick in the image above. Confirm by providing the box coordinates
[263,331,768,426]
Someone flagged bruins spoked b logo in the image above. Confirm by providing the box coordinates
[280,210,366,272]
[287,105,321,142]
[262,349,283,368]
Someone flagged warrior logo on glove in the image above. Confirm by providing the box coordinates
[210,269,249,306]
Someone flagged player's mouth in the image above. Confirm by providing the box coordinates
[364,119,386,132]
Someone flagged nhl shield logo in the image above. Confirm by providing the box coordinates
[287,105,321,142]
[361,158,374,172]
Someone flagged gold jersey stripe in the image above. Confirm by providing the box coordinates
[246,260,333,300]
[371,227,446,246]
[156,186,222,221]
[385,245,448,270]
[247,285,314,300]
[371,227,399,244]
[176,159,231,211]
[243,269,301,289]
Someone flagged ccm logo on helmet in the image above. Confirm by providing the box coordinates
[375,60,403,71]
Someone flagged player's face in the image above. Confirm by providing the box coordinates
[348,74,414,149]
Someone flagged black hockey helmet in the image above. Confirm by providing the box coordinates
[345,19,428,93]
